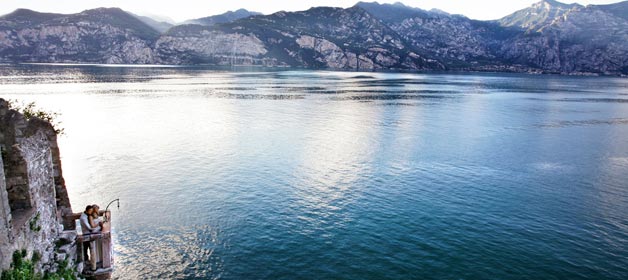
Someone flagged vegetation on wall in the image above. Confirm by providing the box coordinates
[0,249,76,280]
[1,250,35,280]
[29,212,41,232]
[6,100,64,135]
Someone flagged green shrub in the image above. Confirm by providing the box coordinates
[31,251,41,264]
[1,250,38,280]
[43,259,76,280]
[1,250,76,280]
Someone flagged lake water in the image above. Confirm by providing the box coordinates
[1,64,627,279]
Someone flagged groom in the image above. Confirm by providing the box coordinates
[80,205,101,271]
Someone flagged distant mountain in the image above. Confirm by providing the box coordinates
[429,8,451,16]
[0,1,627,75]
[0,8,158,63]
[157,6,442,69]
[499,0,582,31]
[356,2,519,68]
[184,9,262,26]
[355,2,432,23]
[0,8,63,27]
[499,2,628,74]
[593,1,628,20]
[132,13,174,33]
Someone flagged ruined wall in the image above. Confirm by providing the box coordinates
[0,99,73,272]
[0,142,12,269]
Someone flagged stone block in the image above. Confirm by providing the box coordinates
[50,262,58,273]
[55,252,66,261]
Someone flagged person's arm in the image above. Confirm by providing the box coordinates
[91,216,102,231]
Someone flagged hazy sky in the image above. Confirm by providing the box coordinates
[0,0,623,22]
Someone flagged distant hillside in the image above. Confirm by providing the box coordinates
[0,9,63,27]
[0,7,158,63]
[498,1,628,74]
[356,2,520,68]
[593,1,628,20]
[499,0,582,31]
[184,9,262,26]
[132,13,174,33]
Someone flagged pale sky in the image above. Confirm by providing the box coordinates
[0,0,623,22]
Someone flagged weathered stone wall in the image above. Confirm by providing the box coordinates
[0,144,12,269]
[0,99,73,272]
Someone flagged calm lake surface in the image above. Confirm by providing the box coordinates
[1,64,627,279]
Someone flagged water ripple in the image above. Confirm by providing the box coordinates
[2,65,627,280]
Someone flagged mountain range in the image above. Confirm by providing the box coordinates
[0,0,626,75]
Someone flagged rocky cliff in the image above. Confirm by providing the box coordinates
[0,0,626,75]
[188,6,443,69]
[356,2,517,68]
[154,24,271,65]
[498,2,628,74]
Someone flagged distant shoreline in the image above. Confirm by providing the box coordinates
[4,62,625,78]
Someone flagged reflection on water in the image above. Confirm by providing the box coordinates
[1,64,628,279]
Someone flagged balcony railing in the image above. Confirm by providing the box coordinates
[68,211,114,277]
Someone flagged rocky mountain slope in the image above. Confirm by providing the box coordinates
[594,1,628,20]
[499,0,582,32]
[0,0,626,75]
[498,1,628,74]
[0,8,158,63]
[157,6,443,68]
[356,2,519,68]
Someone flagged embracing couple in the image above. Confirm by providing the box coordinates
[80,204,104,272]
[80,204,103,234]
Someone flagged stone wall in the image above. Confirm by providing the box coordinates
[0,98,73,272]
